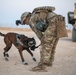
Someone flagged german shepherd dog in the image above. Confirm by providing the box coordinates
[0,32,40,65]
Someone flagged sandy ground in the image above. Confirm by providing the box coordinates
[0,27,76,75]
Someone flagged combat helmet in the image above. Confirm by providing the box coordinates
[21,12,31,24]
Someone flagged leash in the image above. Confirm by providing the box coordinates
[35,44,41,48]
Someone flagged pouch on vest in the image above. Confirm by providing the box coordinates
[56,15,68,38]
[33,6,55,32]
[34,11,48,32]
[35,19,48,32]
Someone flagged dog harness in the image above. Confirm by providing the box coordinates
[16,34,24,47]
[16,34,40,50]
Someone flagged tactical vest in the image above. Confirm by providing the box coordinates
[32,6,55,32]
[32,6,55,19]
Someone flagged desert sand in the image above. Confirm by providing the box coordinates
[0,27,76,75]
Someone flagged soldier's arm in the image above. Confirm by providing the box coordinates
[29,14,43,40]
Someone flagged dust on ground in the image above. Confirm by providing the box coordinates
[0,27,76,75]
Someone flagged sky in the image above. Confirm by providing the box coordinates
[0,0,76,29]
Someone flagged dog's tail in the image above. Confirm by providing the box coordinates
[0,32,5,37]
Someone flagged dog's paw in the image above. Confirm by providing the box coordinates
[3,52,9,57]
[6,54,9,57]
[5,58,9,61]
[33,58,36,62]
[24,63,28,65]
[23,61,28,65]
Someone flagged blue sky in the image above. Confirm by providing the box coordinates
[0,0,76,29]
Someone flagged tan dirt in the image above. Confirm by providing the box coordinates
[0,27,76,75]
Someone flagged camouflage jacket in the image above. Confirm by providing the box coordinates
[29,6,67,40]
[29,6,57,40]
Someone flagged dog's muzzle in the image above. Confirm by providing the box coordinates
[29,46,36,51]
[28,41,36,51]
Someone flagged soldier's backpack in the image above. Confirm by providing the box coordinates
[56,15,68,38]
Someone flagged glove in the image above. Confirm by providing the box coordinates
[15,20,21,26]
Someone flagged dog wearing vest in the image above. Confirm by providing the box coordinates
[0,32,40,65]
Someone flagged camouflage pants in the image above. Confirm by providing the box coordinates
[40,21,59,65]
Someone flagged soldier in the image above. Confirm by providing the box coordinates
[16,6,68,71]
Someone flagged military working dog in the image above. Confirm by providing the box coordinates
[0,32,40,65]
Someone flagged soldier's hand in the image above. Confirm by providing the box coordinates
[15,20,21,26]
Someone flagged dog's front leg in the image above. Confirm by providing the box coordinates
[26,49,36,62]
[18,46,28,65]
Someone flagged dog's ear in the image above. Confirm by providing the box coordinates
[32,37,36,45]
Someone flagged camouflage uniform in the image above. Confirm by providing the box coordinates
[29,6,59,66]
[39,16,59,66]
[20,6,67,71]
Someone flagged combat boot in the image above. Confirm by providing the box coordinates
[31,62,47,72]
[43,63,53,67]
